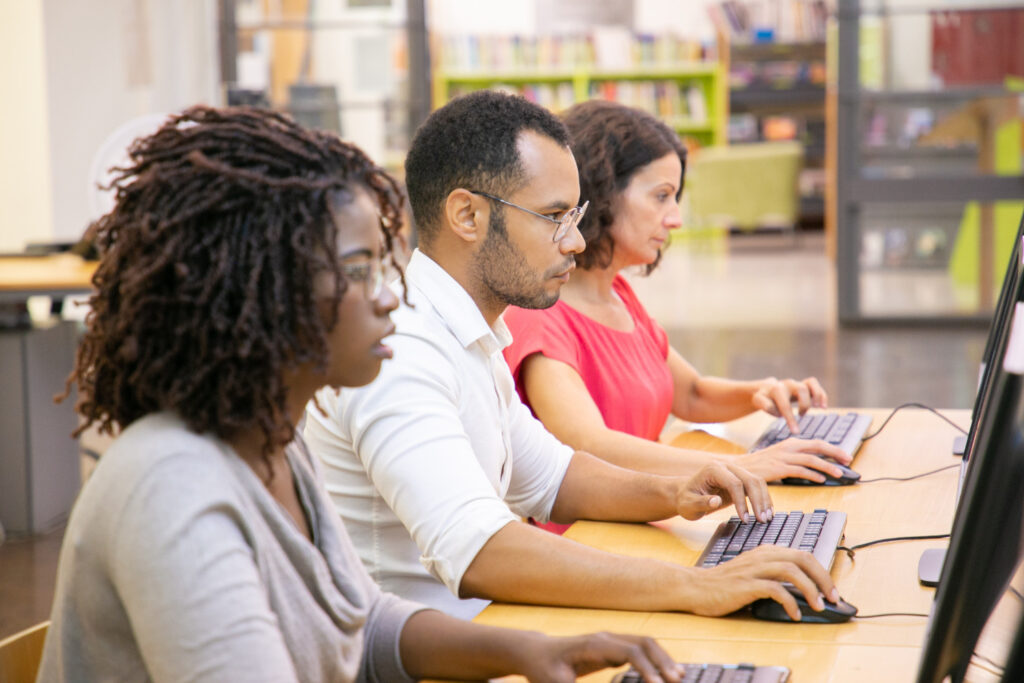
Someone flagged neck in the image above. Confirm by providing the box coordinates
[562,263,621,304]
[420,243,506,326]
[226,380,316,480]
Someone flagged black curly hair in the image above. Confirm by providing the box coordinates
[562,100,687,273]
[63,105,404,460]
[404,90,570,245]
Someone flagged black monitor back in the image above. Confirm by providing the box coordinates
[963,215,1024,467]
[915,328,1024,683]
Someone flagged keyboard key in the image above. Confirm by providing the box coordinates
[799,414,823,438]
[750,410,871,460]
[812,412,838,439]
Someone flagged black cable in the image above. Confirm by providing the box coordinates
[837,533,951,560]
[855,612,928,619]
[1011,586,1024,601]
[858,463,961,483]
[860,402,969,442]
[972,651,1004,675]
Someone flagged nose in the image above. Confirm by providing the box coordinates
[374,281,399,315]
[665,201,683,229]
[558,221,586,255]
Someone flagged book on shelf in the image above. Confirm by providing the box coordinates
[707,0,827,44]
[931,8,1024,87]
[439,32,710,73]
[448,82,576,113]
[586,81,707,124]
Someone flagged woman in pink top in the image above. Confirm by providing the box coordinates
[504,102,850,533]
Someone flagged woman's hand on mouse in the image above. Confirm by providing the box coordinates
[733,438,852,483]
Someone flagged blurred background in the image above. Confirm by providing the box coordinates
[1,0,1023,639]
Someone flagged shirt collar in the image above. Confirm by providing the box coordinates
[406,249,512,354]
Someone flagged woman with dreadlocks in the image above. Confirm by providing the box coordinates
[37,106,681,682]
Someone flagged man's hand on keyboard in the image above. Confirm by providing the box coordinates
[735,438,852,483]
[752,376,828,432]
[675,461,772,522]
[682,545,840,621]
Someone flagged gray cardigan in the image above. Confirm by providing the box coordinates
[38,412,425,682]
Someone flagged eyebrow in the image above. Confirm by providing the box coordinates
[338,247,374,260]
[537,200,573,213]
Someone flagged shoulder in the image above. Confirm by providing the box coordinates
[504,302,583,376]
[81,414,246,525]
[612,274,646,311]
[63,414,252,573]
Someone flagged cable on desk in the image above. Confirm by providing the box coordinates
[858,463,961,483]
[854,612,928,619]
[837,533,951,561]
[972,651,1004,676]
[860,402,969,442]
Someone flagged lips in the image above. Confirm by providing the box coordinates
[372,324,396,359]
[553,263,576,279]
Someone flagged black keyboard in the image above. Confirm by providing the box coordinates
[696,510,846,571]
[751,411,873,459]
[614,663,790,683]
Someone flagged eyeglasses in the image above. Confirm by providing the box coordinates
[469,190,588,242]
[341,255,386,300]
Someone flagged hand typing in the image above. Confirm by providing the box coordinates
[522,632,683,683]
[675,461,772,522]
[752,377,828,433]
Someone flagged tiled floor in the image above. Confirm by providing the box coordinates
[0,232,989,639]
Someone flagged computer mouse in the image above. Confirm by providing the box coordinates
[750,587,857,623]
[781,459,861,486]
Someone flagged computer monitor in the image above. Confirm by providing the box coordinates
[962,219,1024,466]
[919,217,1024,586]
[915,300,1024,683]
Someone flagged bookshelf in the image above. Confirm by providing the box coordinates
[834,0,1024,324]
[432,32,727,148]
[727,40,828,228]
[433,64,726,148]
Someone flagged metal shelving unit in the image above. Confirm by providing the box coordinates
[835,0,1024,324]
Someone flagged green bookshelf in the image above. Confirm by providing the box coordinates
[432,63,727,147]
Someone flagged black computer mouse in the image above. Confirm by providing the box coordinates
[781,460,861,486]
[750,588,858,623]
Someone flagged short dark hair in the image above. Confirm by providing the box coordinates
[64,105,404,459]
[562,100,687,272]
[404,90,570,244]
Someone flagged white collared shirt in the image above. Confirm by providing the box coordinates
[305,249,574,620]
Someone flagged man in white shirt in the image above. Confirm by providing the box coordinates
[304,90,840,622]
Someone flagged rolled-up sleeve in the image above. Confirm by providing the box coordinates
[358,592,427,683]
[337,332,521,597]
[502,396,575,522]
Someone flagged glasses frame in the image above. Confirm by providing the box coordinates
[469,190,588,242]
[340,254,386,301]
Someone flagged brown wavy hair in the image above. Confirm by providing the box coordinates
[63,105,404,457]
[562,100,687,273]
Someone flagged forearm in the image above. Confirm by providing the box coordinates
[459,521,700,612]
[675,377,763,423]
[567,425,716,477]
[549,451,685,523]
[398,609,546,680]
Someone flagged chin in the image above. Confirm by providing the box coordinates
[332,361,383,389]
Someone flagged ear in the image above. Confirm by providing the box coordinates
[443,189,487,244]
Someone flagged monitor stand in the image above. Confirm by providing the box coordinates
[918,547,946,587]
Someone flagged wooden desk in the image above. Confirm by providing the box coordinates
[473,408,977,681]
[0,254,96,301]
